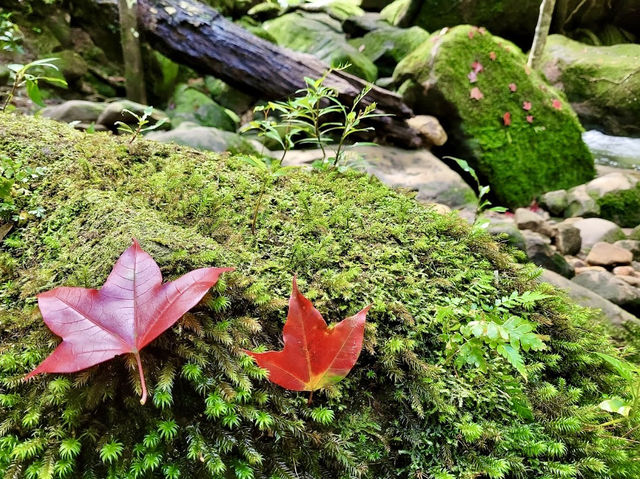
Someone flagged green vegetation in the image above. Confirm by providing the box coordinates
[0,114,639,478]
[1,58,67,111]
[394,25,595,208]
[597,184,640,228]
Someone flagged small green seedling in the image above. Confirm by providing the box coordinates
[115,106,167,145]
[2,58,67,111]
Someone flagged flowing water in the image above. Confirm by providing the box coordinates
[583,130,640,171]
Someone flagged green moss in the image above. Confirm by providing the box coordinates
[0,114,638,478]
[168,84,237,131]
[597,184,640,228]
[394,25,595,208]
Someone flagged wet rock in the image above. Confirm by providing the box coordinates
[406,115,447,147]
[41,100,107,123]
[587,242,633,266]
[572,218,625,249]
[565,184,599,217]
[523,230,574,278]
[539,269,640,326]
[145,122,258,155]
[555,223,582,255]
[539,189,568,216]
[573,269,640,313]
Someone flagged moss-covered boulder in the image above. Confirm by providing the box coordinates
[541,35,640,137]
[1,113,639,478]
[264,12,378,82]
[167,84,237,131]
[394,25,595,208]
[349,26,429,78]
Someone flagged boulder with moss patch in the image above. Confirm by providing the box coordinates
[541,35,640,137]
[168,84,237,131]
[349,25,429,77]
[264,12,378,82]
[394,25,595,208]
[1,113,639,478]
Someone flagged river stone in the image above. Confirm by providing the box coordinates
[281,146,477,212]
[145,122,258,155]
[41,100,107,123]
[555,223,582,256]
[342,12,389,36]
[264,12,377,81]
[539,269,640,326]
[586,242,633,267]
[615,240,640,261]
[484,215,526,251]
[572,218,625,249]
[565,184,599,218]
[541,35,640,137]
[406,116,447,147]
[97,100,169,131]
[539,189,568,216]
[572,270,640,313]
[586,172,638,197]
[393,25,594,209]
[522,230,574,278]
[515,208,544,231]
[613,266,637,277]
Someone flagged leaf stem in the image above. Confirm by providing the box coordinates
[307,390,314,405]
[134,351,148,405]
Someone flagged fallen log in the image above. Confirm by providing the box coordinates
[137,0,423,147]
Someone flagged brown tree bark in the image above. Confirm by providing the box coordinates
[119,0,147,103]
[136,0,423,147]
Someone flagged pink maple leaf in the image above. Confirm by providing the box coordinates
[526,115,534,123]
[468,30,475,39]
[468,71,478,83]
[552,99,562,110]
[509,83,517,92]
[523,101,532,111]
[503,112,512,126]
[489,51,497,61]
[472,61,484,74]
[470,87,484,100]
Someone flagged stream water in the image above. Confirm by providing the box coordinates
[583,130,640,171]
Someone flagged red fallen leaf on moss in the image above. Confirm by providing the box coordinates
[503,112,512,126]
[489,51,497,61]
[509,83,517,92]
[552,99,562,110]
[523,101,532,111]
[526,115,534,123]
[470,87,484,100]
[468,71,478,83]
[25,239,233,404]
[472,61,484,74]
[468,29,475,39]
[245,277,369,392]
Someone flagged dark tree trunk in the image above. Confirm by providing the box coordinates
[137,0,423,147]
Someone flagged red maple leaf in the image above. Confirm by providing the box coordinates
[509,83,517,92]
[489,51,497,61]
[25,239,233,404]
[523,101,532,111]
[470,87,484,100]
[468,71,478,83]
[472,61,484,74]
[552,99,562,110]
[503,112,512,126]
[245,277,368,394]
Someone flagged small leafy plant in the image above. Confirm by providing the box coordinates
[596,352,640,426]
[25,239,234,404]
[245,276,369,403]
[239,155,296,235]
[0,154,46,222]
[115,106,167,144]
[0,12,22,53]
[1,58,67,111]
[243,68,385,169]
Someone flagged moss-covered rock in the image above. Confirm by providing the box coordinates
[597,184,640,228]
[349,26,429,77]
[1,113,639,478]
[168,84,237,131]
[394,25,595,208]
[264,12,378,82]
[541,35,640,137]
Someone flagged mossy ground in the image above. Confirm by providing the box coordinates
[0,114,638,478]
[394,25,595,209]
